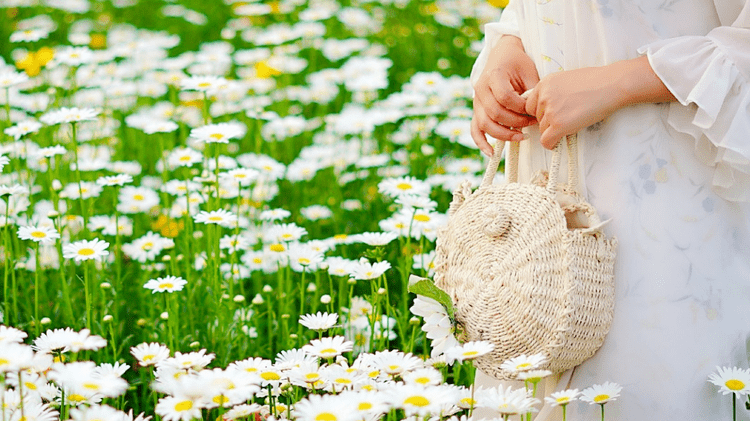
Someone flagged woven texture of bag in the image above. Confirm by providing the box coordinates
[433,135,617,380]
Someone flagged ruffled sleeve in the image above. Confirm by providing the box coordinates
[637,5,750,202]
[469,0,522,87]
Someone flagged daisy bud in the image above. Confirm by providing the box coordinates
[47,210,59,218]
[222,294,230,300]
[289,333,298,339]
[52,179,62,191]
[421,144,435,156]
[176,254,184,261]
[281,314,290,319]
[137,318,146,326]
[193,231,204,239]
[347,278,357,285]
[319,262,329,270]
[263,285,273,293]
[251,294,264,305]
[15,262,26,269]
[320,294,331,304]
[162,255,171,262]
[306,283,316,292]
[189,341,200,348]
[40,317,51,325]
[233,295,245,303]
[409,316,420,325]
[103,314,113,322]
[377,288,386,295]
[160,312,169,320]
[100,282,111,289]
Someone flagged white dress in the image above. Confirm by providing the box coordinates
[471,1,750,419]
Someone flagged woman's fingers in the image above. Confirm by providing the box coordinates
[472,102,525,156]
[475,81,535,128]
[487,74,529,116]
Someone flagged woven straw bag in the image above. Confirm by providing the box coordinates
[433,134,617,380]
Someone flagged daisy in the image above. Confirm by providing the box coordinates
[517,369,553,383]
[299,312,338,331]
[353,231,398,246]
[193,209,237,227]
[220,167,259,186]
[378,176,432,198]
[4,120,42,140]
[288,244,324,272]
[17,225,60,245]
[143,276,188,294]
[62,238,110,262]
[477,385,539,416]
[167,147,203,169]
[500,353,547,373]
[444,341,495,363]
[96,174,133,187]
[580,382,622,404]
[180,75,228,93]
[258,208,290,221]
[403,367,444,386]
[10,28,50,42]
[349,258,391,280]
[264,222,307,243]
[325,256,356,277]
[222,403,262,420]
[302,336,354,359]
[155,395,202,421]
[190,122,245,144]
[68,404,125,421]
[292,394,357,421]
[0,325,28,344]
[0,70,29,88]
[37,145,67,158]
[0,156,10,173]
[40,107,99,125]
[0,342,35,372]
[386,383,458,417]
[544,388,580,421]
[372,349,423,376]
[708,366,750,396]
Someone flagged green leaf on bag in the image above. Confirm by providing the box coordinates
[408,274,455,319]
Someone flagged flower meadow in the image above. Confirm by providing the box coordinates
[0,1,747,420]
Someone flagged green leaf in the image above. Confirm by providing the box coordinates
[408,274,455,319]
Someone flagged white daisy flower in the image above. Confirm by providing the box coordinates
[62,238,110,262]
[708,366,750,396]
[180,75,228,93]
[96,173,133,187]
[0,70,29,88]
[500,353,547,373]
[378,175,431,198]
[40,107,99,125]
[0,325,28,344]
[476,385,539,416]
[190,122,245,144]
[258,208,291,221]
[349,258,391,280]
[193,209,237,227]
[444,340,495,363]
[580,381,623,404]
[302,336,354,359]
[17,225,60,245]
[352,231,398,246]
[4,119,42,140]
[292,393,357,421]
[143,276,188,294]
[155,395,202,421]
[544,388,580,407]
[130,342,171,367]
[299,312,338,331]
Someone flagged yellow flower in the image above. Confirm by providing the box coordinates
[487,0,510,7]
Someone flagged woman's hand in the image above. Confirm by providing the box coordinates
[471,35,540,156]
[525,56,677,149]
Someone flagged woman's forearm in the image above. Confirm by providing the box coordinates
[609,55,677,108]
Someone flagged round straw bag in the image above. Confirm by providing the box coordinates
[433,134,617,380]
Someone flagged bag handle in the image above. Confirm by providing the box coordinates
[480,89,579,193]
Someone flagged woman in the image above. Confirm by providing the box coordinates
[471,1,750,419]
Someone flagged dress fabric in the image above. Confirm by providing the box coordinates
[470,1,750,420]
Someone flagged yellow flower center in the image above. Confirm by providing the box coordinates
[197,82,211,88]
[315,413,337,421]
[142,354,155,361]
[593,394,610,403]
[269,244,285,252]
[24,382,36,390]
[212,395,230,404]
[516,362,532,370]
[298,257,311,265]
[208,216,223,222]
[133,194,144,201]
[304,373,320,381]
[245,367,258,372]
[460,397,476,406]
[77,248,95,256]
[30,231,47,238]
[404,396,430,407]
[335,378,352,384]
[159,283,174,289]
[209,133,224,140]
[320,348,338,355]
[261,371,280,381]
[556,397,570,403]
[396,183,412,190]
[358,402,372,410]
[175,400,193,411]
[462,350,479,357]
[68,394,86,403]
[727,380,746,391]
[413,214,430,222]
[179,155,192,162]
[83,383,100,390]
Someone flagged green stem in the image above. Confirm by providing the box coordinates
[84,260,92,331]
[34,243,40,335]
